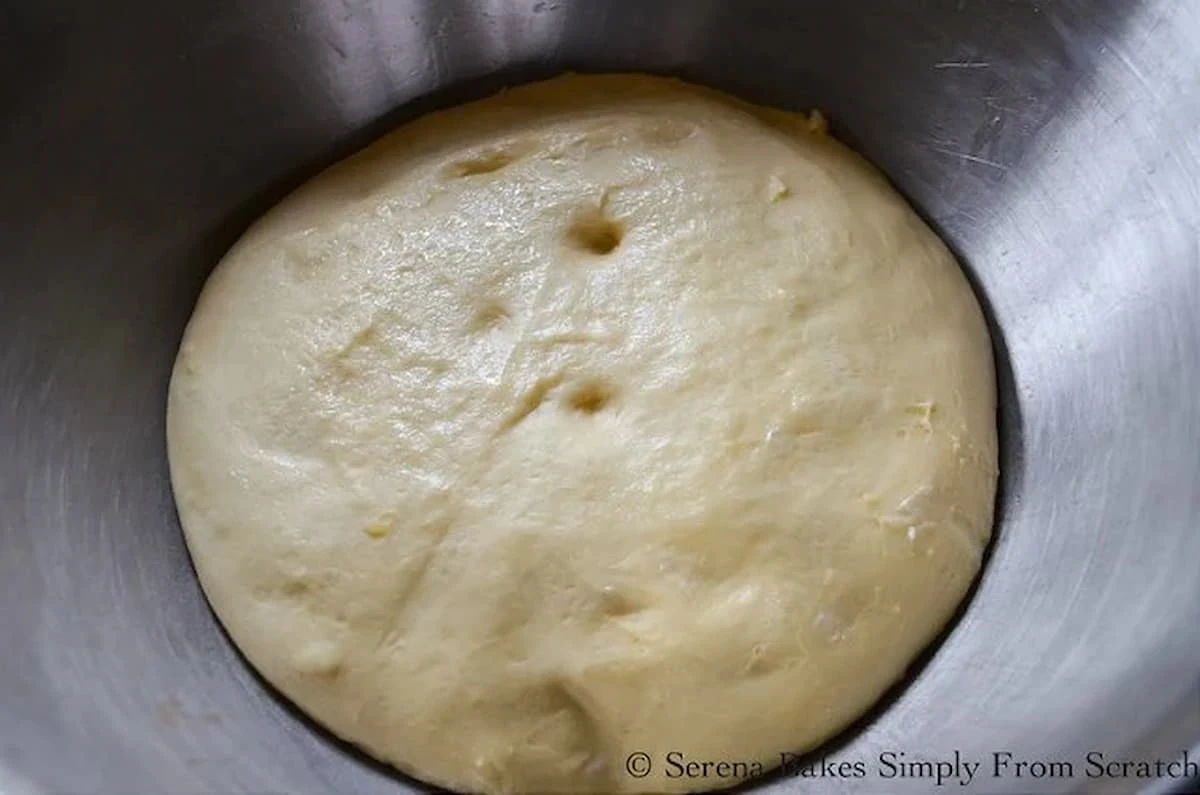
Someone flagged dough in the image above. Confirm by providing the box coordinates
[167,74,998,794]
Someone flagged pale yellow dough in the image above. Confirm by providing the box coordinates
[167,74,998,794]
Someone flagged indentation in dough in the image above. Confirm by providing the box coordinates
[498,373,566,433]
[294,641,343,676]
[745,642,784,675]
[364,512,396,539]
[905,401,938,433]
[281,239,325,281]
[470,299,512,332]
[281,577,310,596]
[598,586,641,617]
[447,149,520,178]
[544,680,598,741]
[784,411,821,436]
[343,322,380,354]
[564,379,616,415]
[324,314,450,390]
[766,174,792,203]
[325,317,386,380]
[557,128,621,158]
[253,569,335,602]
[547,679,612,779]
[788,298,811,321]
[475,679,610,793]
[638,119,696,147]
[550,120,693,160]
[566,210,623,255]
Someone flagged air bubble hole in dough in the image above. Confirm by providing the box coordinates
[168,74,998,795]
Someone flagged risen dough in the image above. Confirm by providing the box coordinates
[167,74,998,794]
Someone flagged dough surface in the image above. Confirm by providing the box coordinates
[167,74,998,794]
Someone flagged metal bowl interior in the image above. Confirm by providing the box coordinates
[1,1,1198,793]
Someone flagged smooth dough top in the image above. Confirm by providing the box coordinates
[167,74,998,794]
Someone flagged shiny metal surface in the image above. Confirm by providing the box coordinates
[2,1,1198,793]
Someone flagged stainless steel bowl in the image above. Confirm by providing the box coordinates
[2,1,1198,793]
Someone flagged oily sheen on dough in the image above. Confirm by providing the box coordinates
[167,74,998,794]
